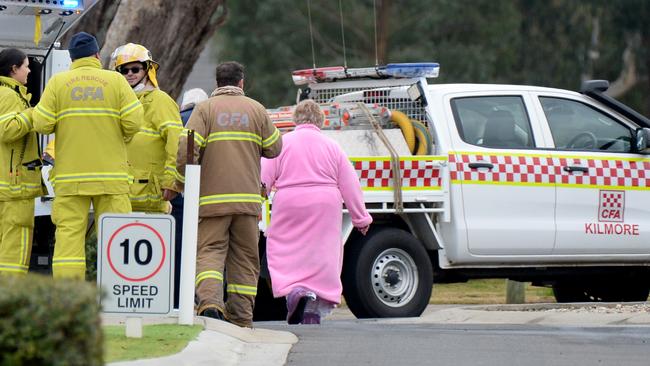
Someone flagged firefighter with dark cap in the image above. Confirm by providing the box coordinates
[110,44,183,213]
[33,32,143,279]
[176,61,282,327]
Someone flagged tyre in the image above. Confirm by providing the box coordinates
[342,227,433,318]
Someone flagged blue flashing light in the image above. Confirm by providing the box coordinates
[290,61,440,85]
[382,63,440,78]
[62,0,80,9]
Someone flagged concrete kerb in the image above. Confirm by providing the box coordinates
[379,302,650,327]
[103,315,298,366]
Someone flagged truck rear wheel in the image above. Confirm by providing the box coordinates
[342,227,433,318]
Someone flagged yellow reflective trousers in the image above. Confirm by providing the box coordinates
[0,198,35,275]
[51,194,131,279]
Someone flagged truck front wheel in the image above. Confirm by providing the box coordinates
[342,227,433,318]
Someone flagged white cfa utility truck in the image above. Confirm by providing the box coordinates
[0,0,99,272]
[255,62,650,320]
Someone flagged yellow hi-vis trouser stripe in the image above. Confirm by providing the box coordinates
[0,262,28,274]
[195,270,224,286]
[0,199,34,275]
[52,257,86,278]
[226,284,257,296]
[20,227,28,266]
[52,194,131,279]
[52,257,86,266]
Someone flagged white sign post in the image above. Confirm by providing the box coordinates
[98,214,175,316]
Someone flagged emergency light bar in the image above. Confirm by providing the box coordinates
[0,0,85,11]
[292,62,440,85]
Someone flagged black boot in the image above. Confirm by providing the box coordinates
[200,308,224,320]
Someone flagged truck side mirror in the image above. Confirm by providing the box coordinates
[635,127,650,154]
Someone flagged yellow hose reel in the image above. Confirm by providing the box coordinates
[389,110,432,155]
[411,119,432,155]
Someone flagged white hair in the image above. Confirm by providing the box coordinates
[180,88,209,110]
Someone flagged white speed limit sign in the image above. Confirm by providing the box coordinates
[98,213,175,315]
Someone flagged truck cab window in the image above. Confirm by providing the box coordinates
[451,96,535,149]
[540,97,634,152]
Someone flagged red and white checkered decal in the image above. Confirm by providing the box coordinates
[352,159,442,189]
[449,153,650,189]
[598,190,624,222]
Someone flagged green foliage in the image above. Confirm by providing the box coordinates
[216,0,650,114]
[85,231,97,281]
[0,275,103,366]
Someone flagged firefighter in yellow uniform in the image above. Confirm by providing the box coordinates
[176,61,282,327]
[0,48,43,275]
[110,44,183,212]
[33,32,143,279]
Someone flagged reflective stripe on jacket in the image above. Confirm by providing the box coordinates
[32,57,143,196]
[127,88,182,209]
[0,76,43,200]
[176,86,282,217]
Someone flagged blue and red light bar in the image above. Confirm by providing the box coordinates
[292,62,440,85]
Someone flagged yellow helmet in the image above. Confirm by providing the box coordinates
[110,43,159,88]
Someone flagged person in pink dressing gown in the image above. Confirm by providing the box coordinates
[261,100,372,324]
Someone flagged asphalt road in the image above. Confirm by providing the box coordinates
[261,321,650,366]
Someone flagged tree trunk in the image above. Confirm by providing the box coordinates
[63,0,228,100]
[60,0,120,48]
[607,32,640,99]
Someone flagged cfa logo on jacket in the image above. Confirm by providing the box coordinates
[217,112,249,127]
[70,86,104,101]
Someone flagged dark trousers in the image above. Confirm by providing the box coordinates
[171,195,184,309]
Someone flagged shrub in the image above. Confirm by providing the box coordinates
[86,231,98,281]
[0,274,103,366]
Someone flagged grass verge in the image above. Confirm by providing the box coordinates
[431,279,556,304]
[104,324,203,363]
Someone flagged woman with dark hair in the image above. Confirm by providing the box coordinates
[0,48,43,275]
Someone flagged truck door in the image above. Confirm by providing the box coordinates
[538,96,650,254]
[448,94,556,256]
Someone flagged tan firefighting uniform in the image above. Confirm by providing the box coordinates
[176,86,282,327]
[33,57,143,279]
[0,76,43,275]
[128,89,182,212]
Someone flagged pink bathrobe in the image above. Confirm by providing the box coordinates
[261,124,372,304]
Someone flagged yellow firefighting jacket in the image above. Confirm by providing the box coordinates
[127,88,183,210]
[176,86,282,217]
[33,57,143,196]
[0,76,43,200]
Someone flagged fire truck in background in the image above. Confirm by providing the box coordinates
[254,62,650,320]
[0,0,100,273]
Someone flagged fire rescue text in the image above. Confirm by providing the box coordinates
[113,285,158,309]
